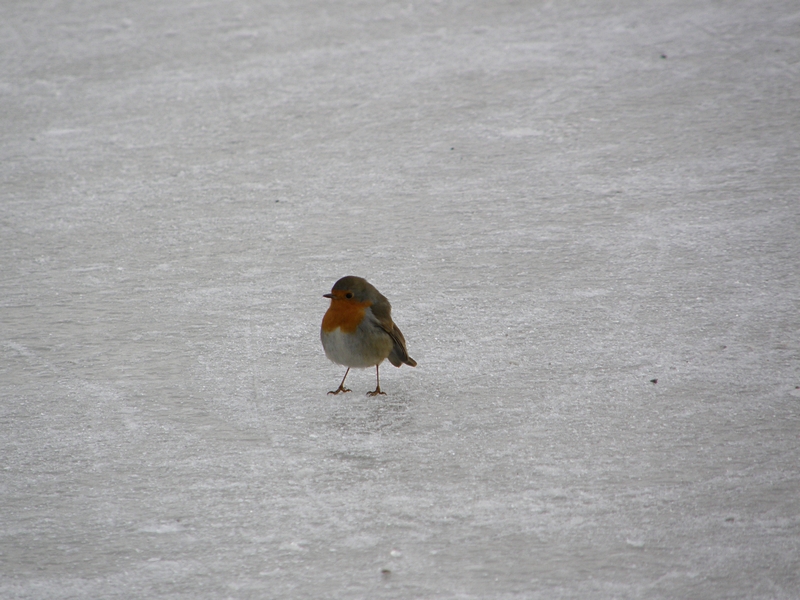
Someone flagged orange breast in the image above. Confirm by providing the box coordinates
[322,299,371,334]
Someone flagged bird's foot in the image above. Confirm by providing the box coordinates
[328,386,352,395]
[366,387,387,397]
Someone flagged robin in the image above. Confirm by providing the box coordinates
[321,276,416,396]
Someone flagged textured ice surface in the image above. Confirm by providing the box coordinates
[2,0,799,598]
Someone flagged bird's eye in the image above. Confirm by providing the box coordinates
[345,292,353,299]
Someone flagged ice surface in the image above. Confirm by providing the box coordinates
[2,0,799,598]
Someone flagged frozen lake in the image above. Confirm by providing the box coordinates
[2,0,799,598]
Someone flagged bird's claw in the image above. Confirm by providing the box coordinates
[328,386,352,395]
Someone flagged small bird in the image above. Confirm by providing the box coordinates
[321,276,416,396]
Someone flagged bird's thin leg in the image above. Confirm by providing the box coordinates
[328,368,352,395]
[367,365,387,396]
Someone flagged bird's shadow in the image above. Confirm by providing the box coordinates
[328,393,414,436]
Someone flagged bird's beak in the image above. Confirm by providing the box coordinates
[323,293,334,298]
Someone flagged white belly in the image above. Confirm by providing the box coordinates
[320,322,392,368]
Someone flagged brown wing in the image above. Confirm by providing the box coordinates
[386,322,417,367]
[370,295,416,368]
